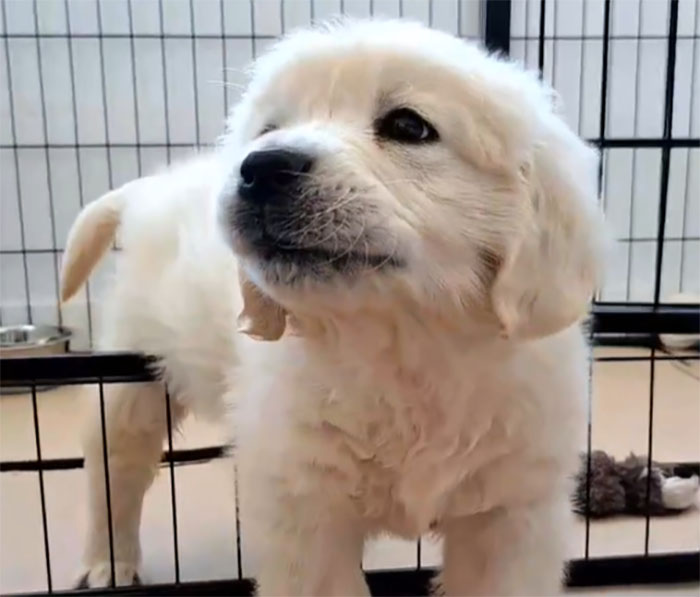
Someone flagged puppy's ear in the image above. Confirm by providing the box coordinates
[237,270,287,341]
[491,117,608,339]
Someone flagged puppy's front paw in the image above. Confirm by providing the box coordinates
[75,562,142,589]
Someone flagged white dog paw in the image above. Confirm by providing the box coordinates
[661,475,699,510]
[75,562,142,588]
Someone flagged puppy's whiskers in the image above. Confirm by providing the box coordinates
[211,79,247,92]
[379,178,423,186]
[326,215,366,265]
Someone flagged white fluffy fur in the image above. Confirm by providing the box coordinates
[63,20,607,595]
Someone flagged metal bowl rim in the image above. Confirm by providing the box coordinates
[0,324,72,351]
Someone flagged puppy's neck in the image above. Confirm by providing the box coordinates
[291,303,508,375]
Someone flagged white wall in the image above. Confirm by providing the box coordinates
[0,0,698,349]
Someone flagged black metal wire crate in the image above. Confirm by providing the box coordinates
[1,0,699,595]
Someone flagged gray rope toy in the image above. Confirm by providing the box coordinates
[573,450,699,517]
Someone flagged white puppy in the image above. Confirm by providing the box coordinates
[62,20,607,596]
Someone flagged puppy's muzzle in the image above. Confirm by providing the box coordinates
[238,149,314,205]
[227,147,401,279]
[232,147,318,258]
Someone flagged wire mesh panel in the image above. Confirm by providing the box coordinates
[1,343,698,595]
[505,0,700,575]
[510,0,699,303]
[0,0,484,349]
[1,0,699,595]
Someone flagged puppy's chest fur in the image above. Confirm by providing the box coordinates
[239,328,583,540]
[296,349,522,537]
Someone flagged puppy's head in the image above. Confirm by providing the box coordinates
[219,20,606,340]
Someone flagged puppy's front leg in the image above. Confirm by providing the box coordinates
[245,486,368,597]
[79,382,185,587]
[438,497,571,597]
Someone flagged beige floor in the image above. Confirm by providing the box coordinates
[0,347,698,594]
[571,586,699,596]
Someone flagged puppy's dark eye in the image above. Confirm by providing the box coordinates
[259,123,277,136]
[376,108,438,143]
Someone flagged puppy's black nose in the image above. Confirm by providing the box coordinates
[238,149,314,202]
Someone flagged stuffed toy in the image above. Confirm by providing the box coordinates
[573,450,699,517]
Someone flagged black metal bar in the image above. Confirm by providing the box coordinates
[2,138,697,151]
[63,0,94,346]
[8,31,700,42]
[0,143,201,150]
[679,15,698,291]
[220,0,229,111]
[95,1,115,193]
[158,0,172,164]
[595,354,699,362]
[653,0,681,307]
[625,0,645,301]
[164,389,181,583]
[0,446,226,473]
[597,0,612,162]
[234,465,244,579]
[678,146,693,291]
[644,346,657,554]
[3,554,698,596]
[0,306,697,387]
[537,0,545,75]
[575,0,586,135]
[595,332,696,348]
[5,446,699,476]
[98,379,117,588]
[31,0,62,328]
[594,137,700,148]
[249,0,256,59]
[0,33,279,40]
[591,303,700,335]
[457,0,462,37]
[510,34,698,41]
[587,0,612,558]
[523,0,530,66]
[127,0,143,178]
[484,0,511,54]
[3,235,691,255]
[0,353,157,386]
[616,236,700,242]
[584,329,594,559]
[189,0,201,148]
[0,247,122,254]
[567,552,700,587]
[31,385,53,593]
[646,0,681,556]
[1,0,33,324]
[550,0,558,90]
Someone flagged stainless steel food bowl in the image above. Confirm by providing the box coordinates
[0,325,72,395]
[0,324,72,357]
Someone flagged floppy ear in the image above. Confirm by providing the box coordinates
[491,117,608,339]
[237,269,287,341]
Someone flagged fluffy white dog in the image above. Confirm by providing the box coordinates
[61,20,607,596]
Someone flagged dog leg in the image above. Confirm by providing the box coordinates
[438,497,570,596]
[243,484,368,597]
[78,382,185,587]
